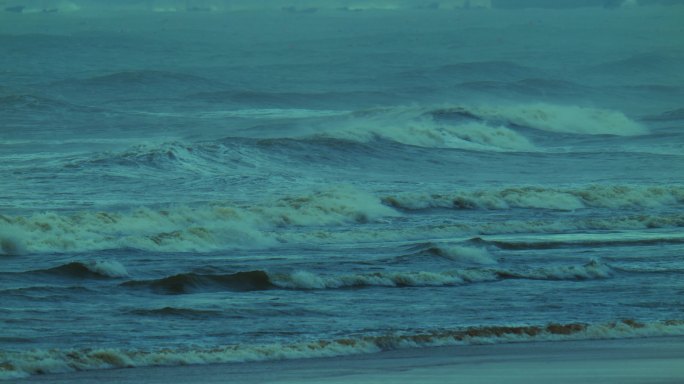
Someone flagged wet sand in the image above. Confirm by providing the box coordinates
[20,336,684,383]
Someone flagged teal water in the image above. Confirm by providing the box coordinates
[1,4,684,380]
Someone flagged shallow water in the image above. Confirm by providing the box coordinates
[1,4,684,380]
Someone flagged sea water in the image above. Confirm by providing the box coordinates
[1,3,684,380]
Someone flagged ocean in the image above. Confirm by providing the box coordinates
[1,3,684,380]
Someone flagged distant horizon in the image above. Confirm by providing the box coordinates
[2,0,684,14]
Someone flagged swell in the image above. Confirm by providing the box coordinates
[26,260,128,279]
[121,270,273,294]
[2,319,682,380]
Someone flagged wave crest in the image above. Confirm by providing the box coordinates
[121,271,272,294]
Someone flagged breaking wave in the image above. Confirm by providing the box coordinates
[31,260,128,279]
[321,118,535,151]
[272,260,614,290]
[2,319,682,380]
[427,103,647,136]
[0,186,398,254]
[301,102,647,151]
[119,260,615,295]
[3,184,684,254]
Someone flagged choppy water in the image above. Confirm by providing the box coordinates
[2,5,684,380]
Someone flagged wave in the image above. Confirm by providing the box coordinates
[270,269,492,290]
[396,243,497,265]
[3,184,684,254]
[427,103,647,136]
[70,141,228,173]
[2,319,682,380]
[30,260,128,279]
[317,107,537,151]
[121,260,614,295]
[273,260,614,290]
[382,185,684,211]
[121,271,273,294]
[302,102,646,152]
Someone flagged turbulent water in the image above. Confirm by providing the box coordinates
[2,5,684,380]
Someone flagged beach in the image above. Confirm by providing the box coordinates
[19,337,684,384]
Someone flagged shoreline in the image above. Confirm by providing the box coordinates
[19,336,684,383]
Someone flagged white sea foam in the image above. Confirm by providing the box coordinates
[1,320,682,380]
[0,186,398,254]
